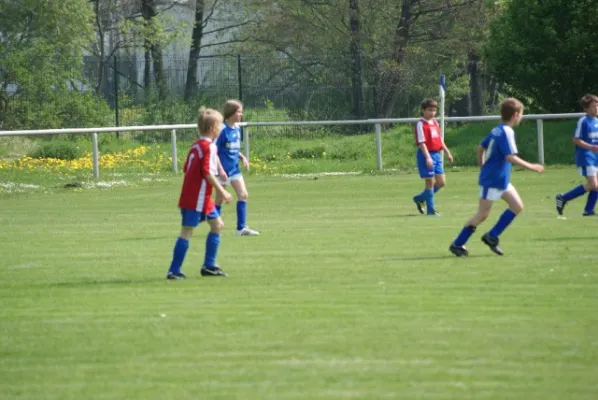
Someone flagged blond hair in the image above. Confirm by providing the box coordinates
[500,98,524,122]
[196,107,223,137]
[223,99,243,120]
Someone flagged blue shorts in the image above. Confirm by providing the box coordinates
[417,150,443,178]
[180,208,220,228]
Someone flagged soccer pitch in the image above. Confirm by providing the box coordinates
[1,169,597,399]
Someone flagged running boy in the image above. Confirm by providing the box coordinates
[449,98,544,257]
[166,107,233,279]
[215,99,260,236]
[555,94,598,216]
[412,98,454,216]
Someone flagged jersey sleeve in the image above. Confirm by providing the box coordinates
[415,121,426,144]
[480,134,492,149]
[215,129,226,149]
[573,117,585,139]
[200,144,212,176]
[498,127,518,156]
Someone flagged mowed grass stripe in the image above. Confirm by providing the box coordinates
[1,169,597,399]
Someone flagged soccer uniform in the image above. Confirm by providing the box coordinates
[178,137,219,225]
[573,115,598,176]
[415,118,444,178]
[478,123,518,200]
[216,122,243,181]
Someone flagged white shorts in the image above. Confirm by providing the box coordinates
[578,166,598,177]
[479,183,515,201]
[218,173,243,186]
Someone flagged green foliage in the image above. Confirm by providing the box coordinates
[485,0,598,112]
[28,140,85,160]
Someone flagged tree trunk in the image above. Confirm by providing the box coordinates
[184,0,205,102]
[468,48,484,116]
[141,0,167,100]
[348,0,365,121]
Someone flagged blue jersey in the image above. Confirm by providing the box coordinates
[216,122,242,175]
[573,115,598,167]
[478,124,518,190]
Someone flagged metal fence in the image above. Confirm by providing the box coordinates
[0,112,584,179]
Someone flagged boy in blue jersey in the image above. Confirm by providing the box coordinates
[449,98,544,257]
[214,99,260,236]
[555,94,598,217]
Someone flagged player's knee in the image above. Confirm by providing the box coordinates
[212,219,224,232]
[238,191,248,201]
[588,181,598,191]
[436,181,445,189]
[512,204,524,215]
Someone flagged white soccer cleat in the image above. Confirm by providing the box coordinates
[236,227,260,236]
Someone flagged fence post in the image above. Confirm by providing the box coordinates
[243,126,250,171]
[171,129,178,174]
[114,55,120,133]
[92,132,100,179]
[536,119,545,164]
[375,123,383,171]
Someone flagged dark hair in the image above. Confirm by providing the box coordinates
[580,94,598,110]
[223,99,243,119]
[420,98,438,110]
[500,98,524,121]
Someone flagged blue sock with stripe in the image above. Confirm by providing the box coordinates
[236,201,247,231]
[488,209,517,238]
[584,190,598,213]
[168,237,189,274]
[562,185,586,202]
[424,189,435,214]
[203,232,220,267]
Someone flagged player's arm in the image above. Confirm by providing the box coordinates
[216,156,228,181]
[239,152,249,169]
[205,173,233,203]
[572,137,598,152]
[505,154,544,173]
[475,145,485,167]
[441,140,454,164]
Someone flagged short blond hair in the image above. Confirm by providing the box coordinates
[196,107,223,137]
[500,98,524,122]
[223,99,243,119]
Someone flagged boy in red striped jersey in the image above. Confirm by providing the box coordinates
[166,107,233,280]
[412,98,454,216]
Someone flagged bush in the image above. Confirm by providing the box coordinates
[28,140,84,160]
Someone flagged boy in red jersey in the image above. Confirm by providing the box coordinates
[412,98,454,216]
[166,107,233,279]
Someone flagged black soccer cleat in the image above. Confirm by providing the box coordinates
[449,243,469,257]
[582,211,596,216]
[481,233,504,256]
[166,271,186,280]
[413,197,425,215]
[555,194,567,216]
[201,265,228,277]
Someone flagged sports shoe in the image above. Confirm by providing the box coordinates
[481,233,504,256]
[200,265,228,277]
[582,211,596,216]
[166,271,186,280]
[449,243,468,257]
[236,227,260,236]
[413,197,425,215]
[555,194,567,216]
[427,210,441,217]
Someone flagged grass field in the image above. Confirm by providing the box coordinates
[1,168,597,399]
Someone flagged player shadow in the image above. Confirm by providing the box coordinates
[43,278,162,288]
[533,236,589,242]
[119,236,171,241]
[379,254,493,262]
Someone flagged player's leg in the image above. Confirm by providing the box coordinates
[201,211,228,277]
[167,209,199,280]
[413,150,433,214]
[231,176,259,235]
[450,189,494,256]
[481,184,522,256]
[214,180,228,215]
[556,167,593,215]
[582,173,598,216]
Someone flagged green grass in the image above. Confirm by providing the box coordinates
[1,169,597,400]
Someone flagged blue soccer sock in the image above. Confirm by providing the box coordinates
[424,188,435,214]
[434,185,441,193]
[204,232,221,267]
[413,190,425,202]
[236,200,247,231]
[488,209,517,238]
[562,185,586,202]
[215,205,222,215]
[584,190,598,213]
[168,237,189,274]
[453,225,476,247]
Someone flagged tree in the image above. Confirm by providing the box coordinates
[0,0,96,128]
[485,0,598,112]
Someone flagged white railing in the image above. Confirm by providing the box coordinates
[0,113,584,178]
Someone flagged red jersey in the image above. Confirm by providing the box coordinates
[178,137,219,213]
[414,118,443,152]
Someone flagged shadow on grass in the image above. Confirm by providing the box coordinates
[533,236,590,242]
[119,236,171,241]
[379,254,493,261]
[44,278,164,287]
